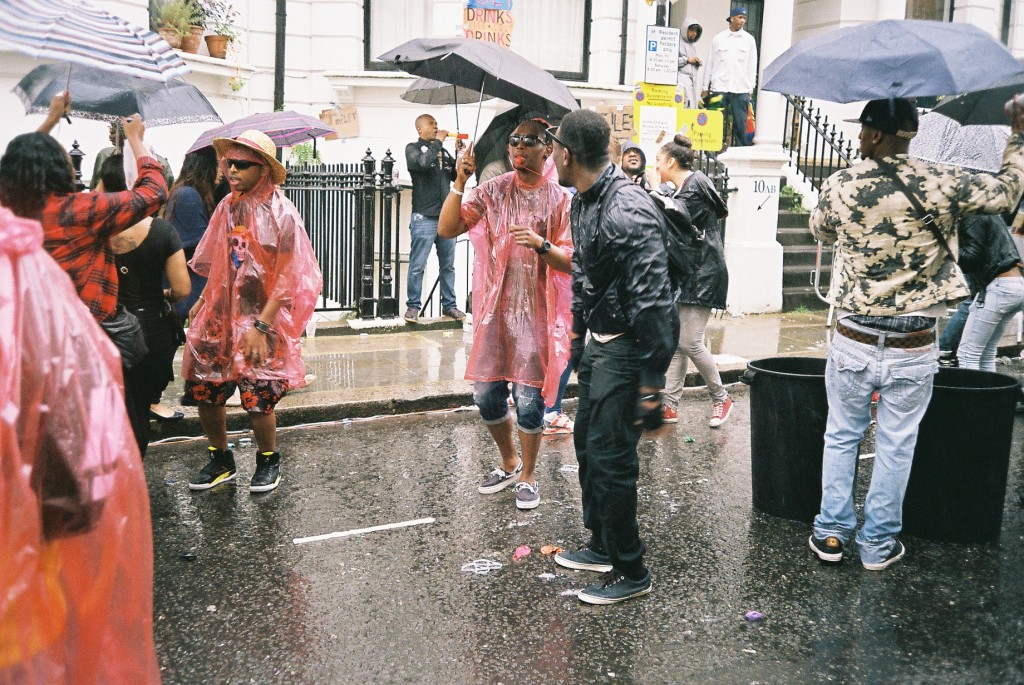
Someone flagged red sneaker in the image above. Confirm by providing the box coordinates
[710,397,733,427]
[661,405,679,423]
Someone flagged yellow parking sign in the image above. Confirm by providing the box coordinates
[678,109,723,151]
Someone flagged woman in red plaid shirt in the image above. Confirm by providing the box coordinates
[0,94,168,454]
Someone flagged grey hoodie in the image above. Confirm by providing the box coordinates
[678,16,703,79]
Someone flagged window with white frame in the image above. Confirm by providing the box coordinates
[364,0,591,81]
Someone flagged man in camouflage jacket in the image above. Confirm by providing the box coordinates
[808,97,1024,571]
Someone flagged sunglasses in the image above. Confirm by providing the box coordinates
[508,134,546,147]
[545,126,573,155]
[226,158,263,171]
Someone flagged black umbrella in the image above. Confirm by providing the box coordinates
[377,37,578,137]
[401,77,495,107]
[762,19,1024,103]
[931,74,1024,126]
[14,62,220,126]
[473,105,560,183]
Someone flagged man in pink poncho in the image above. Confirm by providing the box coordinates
[0,205,159,684]
[439,118,573,510]
[183,130,322,494]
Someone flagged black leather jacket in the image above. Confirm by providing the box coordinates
[655,172,729,309]
[570,164,678,387]
[957,214,1021,299]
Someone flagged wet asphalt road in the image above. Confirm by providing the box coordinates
[146,388,1024,684]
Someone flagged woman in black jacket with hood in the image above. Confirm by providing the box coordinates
[651,134,732,427]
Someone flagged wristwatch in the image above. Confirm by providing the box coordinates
[535,239,552,255]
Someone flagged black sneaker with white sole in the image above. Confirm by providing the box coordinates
[862,540,905,571]
[478,458,523,494]
[189,446,237,490]
[554,546,613,573]
[578,570,653,605]
[250,451,281,493]
[809,534,844,563]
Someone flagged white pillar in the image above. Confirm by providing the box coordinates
[716,0,793,314]
[953,0,1001,38]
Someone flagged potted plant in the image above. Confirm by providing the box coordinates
[151,0,193,49]
[178,1,206,53]
[200,0,239,59]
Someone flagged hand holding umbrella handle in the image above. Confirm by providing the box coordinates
[455,141,476,186]
[1004,94,1024,133]
[38,92,71,133]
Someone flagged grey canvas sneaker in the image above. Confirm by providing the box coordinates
[404,307,420,323]
[478,458,523,494]
[514,481,540,509]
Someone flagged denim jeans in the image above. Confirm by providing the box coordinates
[474,380,544,433]
[722,92,750,146]
[813,324,937,566]
[545,360,573,414]
[957,276,1024,371]
[406,213,456,311]
[938,296,972,354]
[574,336,647,579]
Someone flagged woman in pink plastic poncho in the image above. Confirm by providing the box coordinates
[0,205,160,684]
[438,119,573,511]
[182,130,321,494]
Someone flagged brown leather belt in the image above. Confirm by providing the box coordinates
[836,322,935,349]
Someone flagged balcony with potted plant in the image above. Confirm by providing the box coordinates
[151,0,205,53]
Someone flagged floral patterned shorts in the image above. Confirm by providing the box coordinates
[183,378,289,414]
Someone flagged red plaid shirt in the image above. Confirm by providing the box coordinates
[42,157,167,322]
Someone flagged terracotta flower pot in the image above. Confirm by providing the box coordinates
[205,34,230,59]
[158,27,182,49]
[180,32,201,53]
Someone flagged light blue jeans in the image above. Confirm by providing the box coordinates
[813,324,937,566]
[957,276,1024,371]
[406,213,456,311]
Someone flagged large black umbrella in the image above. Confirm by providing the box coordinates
[762,19,1024,103]
[377,37,578,136]
[15,62,219,126]
[931,74,1024,125]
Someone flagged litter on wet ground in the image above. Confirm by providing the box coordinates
[461,559,503,575]
[513,545,532,560]
[293,517,435,544]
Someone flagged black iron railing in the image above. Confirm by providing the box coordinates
[782,95,857,191]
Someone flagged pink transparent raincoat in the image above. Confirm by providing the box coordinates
[183,162,322,386]
[460,170,573,405]
[0,206,159,683]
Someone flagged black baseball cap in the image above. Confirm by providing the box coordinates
[846,98,919,139]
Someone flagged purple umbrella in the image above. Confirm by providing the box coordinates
[187,111,335,153]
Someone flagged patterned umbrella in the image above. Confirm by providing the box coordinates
[909,111,1009,174]
[0,0,189,82]
[15,63,220,127]
[187,111,336,153]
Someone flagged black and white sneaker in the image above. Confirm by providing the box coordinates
[578,570,653,605]
[189,446,237,490]
[809,534,844,563]
[554,546,613,573]
[863,540,905,571]
[514,481,540,509]
[478,458,523,494]
[250,451,281,493]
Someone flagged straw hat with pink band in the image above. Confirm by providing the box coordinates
[212,129,287,185]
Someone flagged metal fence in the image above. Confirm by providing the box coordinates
[782,95,857,191]
[282,149,402,318]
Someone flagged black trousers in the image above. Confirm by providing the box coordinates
[573,335,648,579]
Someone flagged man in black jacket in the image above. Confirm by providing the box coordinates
[547,110,679,605]
[404,114,465,323]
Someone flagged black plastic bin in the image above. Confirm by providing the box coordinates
[741,357,829,523]
[903,368,1020,543]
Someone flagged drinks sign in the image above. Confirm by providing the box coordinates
[465,0,513,47]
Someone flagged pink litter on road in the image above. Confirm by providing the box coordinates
[513,545,532,560]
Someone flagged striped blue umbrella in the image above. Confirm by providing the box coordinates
[0,0,189,82]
